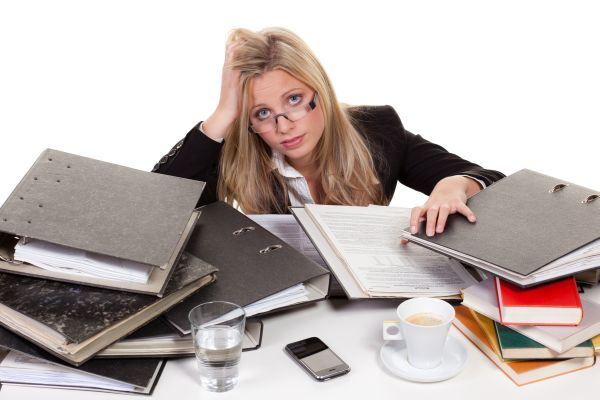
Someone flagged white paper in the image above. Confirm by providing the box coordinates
[304,204,477,296]
[14,238,153,283]
[248,214,327,268]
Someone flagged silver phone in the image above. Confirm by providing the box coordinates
[284,337,350,381]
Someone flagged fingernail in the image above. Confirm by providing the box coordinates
[469,215,476,222]
[427,229,434,237]
[410,225,417,234]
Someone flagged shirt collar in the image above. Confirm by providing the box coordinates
[271,151,304,178]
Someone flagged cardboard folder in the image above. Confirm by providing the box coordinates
[165,201,330,333]
[0,149,205,296]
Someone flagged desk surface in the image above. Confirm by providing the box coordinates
[1,298,597,400]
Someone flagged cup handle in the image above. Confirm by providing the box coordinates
[383,320,403,341]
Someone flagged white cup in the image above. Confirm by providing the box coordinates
[382,297,455,369]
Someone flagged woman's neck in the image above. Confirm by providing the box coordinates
[287,156,322,203]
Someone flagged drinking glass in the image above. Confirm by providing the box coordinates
[189,301,246,392]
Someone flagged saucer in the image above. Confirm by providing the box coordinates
[380,336,467,383]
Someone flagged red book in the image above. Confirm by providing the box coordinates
[494,277,583,326]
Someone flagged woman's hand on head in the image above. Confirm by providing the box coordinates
[202,40,243,141]
[404,176,482,241]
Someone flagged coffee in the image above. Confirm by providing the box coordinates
[405,312,444,326]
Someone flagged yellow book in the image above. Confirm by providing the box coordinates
[592,335,600,354]
[467,307,502,357]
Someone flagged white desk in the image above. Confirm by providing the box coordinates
[1,299,597,400]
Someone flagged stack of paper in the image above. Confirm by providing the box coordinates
[14,239,153,284]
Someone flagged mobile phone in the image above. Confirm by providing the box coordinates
[284,337,350,381]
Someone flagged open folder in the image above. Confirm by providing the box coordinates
[165,202,330,333]
[290,204,478,299]
[0,149,205,296]
[401,169,600,287]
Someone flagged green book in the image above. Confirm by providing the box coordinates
[495,322,594,359]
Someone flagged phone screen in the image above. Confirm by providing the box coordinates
[286,337,349,380]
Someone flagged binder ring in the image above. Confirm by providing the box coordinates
[550,184,568,193]
[259,244,282,254]
[233,226,255,235]
[582,194,600,204]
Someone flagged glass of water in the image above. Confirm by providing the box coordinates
[188,301,246,392]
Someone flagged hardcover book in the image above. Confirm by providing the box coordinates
[494,276,583,326]
[494,321,594,359]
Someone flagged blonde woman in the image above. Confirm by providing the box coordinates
[154,27,503,237]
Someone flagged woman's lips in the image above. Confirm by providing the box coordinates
[281,134,305,149]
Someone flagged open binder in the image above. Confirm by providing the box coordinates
[165,201,330,333]
[401,169,600,287]
[0,149,205,296]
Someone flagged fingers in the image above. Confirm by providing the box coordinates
[411,202,476,238]
[435,205,451,234]
[426,207,439,237]
[456,203,476,223]
[225,40,242,65]
[409,207,426,234]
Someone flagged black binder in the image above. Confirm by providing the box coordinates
[165,201,330,333]
[0,149,204,296]
[401,169,600,286]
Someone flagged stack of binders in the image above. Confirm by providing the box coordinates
[0,149,218,394]
[0,149,331,394]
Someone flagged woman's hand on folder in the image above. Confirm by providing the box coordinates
[403,176,481,242]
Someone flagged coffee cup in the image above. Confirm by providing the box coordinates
[382,297,455,369]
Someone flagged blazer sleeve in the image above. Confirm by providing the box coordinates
[152,122,222,206]
[353,105,505,197]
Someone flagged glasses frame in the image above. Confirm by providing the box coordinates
[249,92,318,134]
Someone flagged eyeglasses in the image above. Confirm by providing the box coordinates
[249,92,318,134]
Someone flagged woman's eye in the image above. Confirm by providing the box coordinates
[288,94,303,105]
[255,109,271,120]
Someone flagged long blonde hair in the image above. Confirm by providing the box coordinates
[218,27,386,213]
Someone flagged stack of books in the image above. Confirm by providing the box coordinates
[0,149,330,394]
[456,277,599,385]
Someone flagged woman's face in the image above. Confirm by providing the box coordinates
[248,70,325,167]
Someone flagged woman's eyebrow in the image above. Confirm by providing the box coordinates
[251,88,306,111]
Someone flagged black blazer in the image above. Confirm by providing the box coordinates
[153,105,504,209]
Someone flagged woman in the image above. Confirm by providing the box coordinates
[154,27,503,237]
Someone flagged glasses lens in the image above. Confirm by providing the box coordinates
[250,94,315,134]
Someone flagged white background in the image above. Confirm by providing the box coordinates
[1,0,599,206]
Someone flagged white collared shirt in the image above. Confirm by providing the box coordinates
[271,151,315,207]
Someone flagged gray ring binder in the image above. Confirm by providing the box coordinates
[233,226,256,235]
[259,244,283,254]
[582,194,599,204]
[550,183,568,193]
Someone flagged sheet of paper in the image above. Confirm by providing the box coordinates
[304,205,477,296]
[248,214,327,268]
